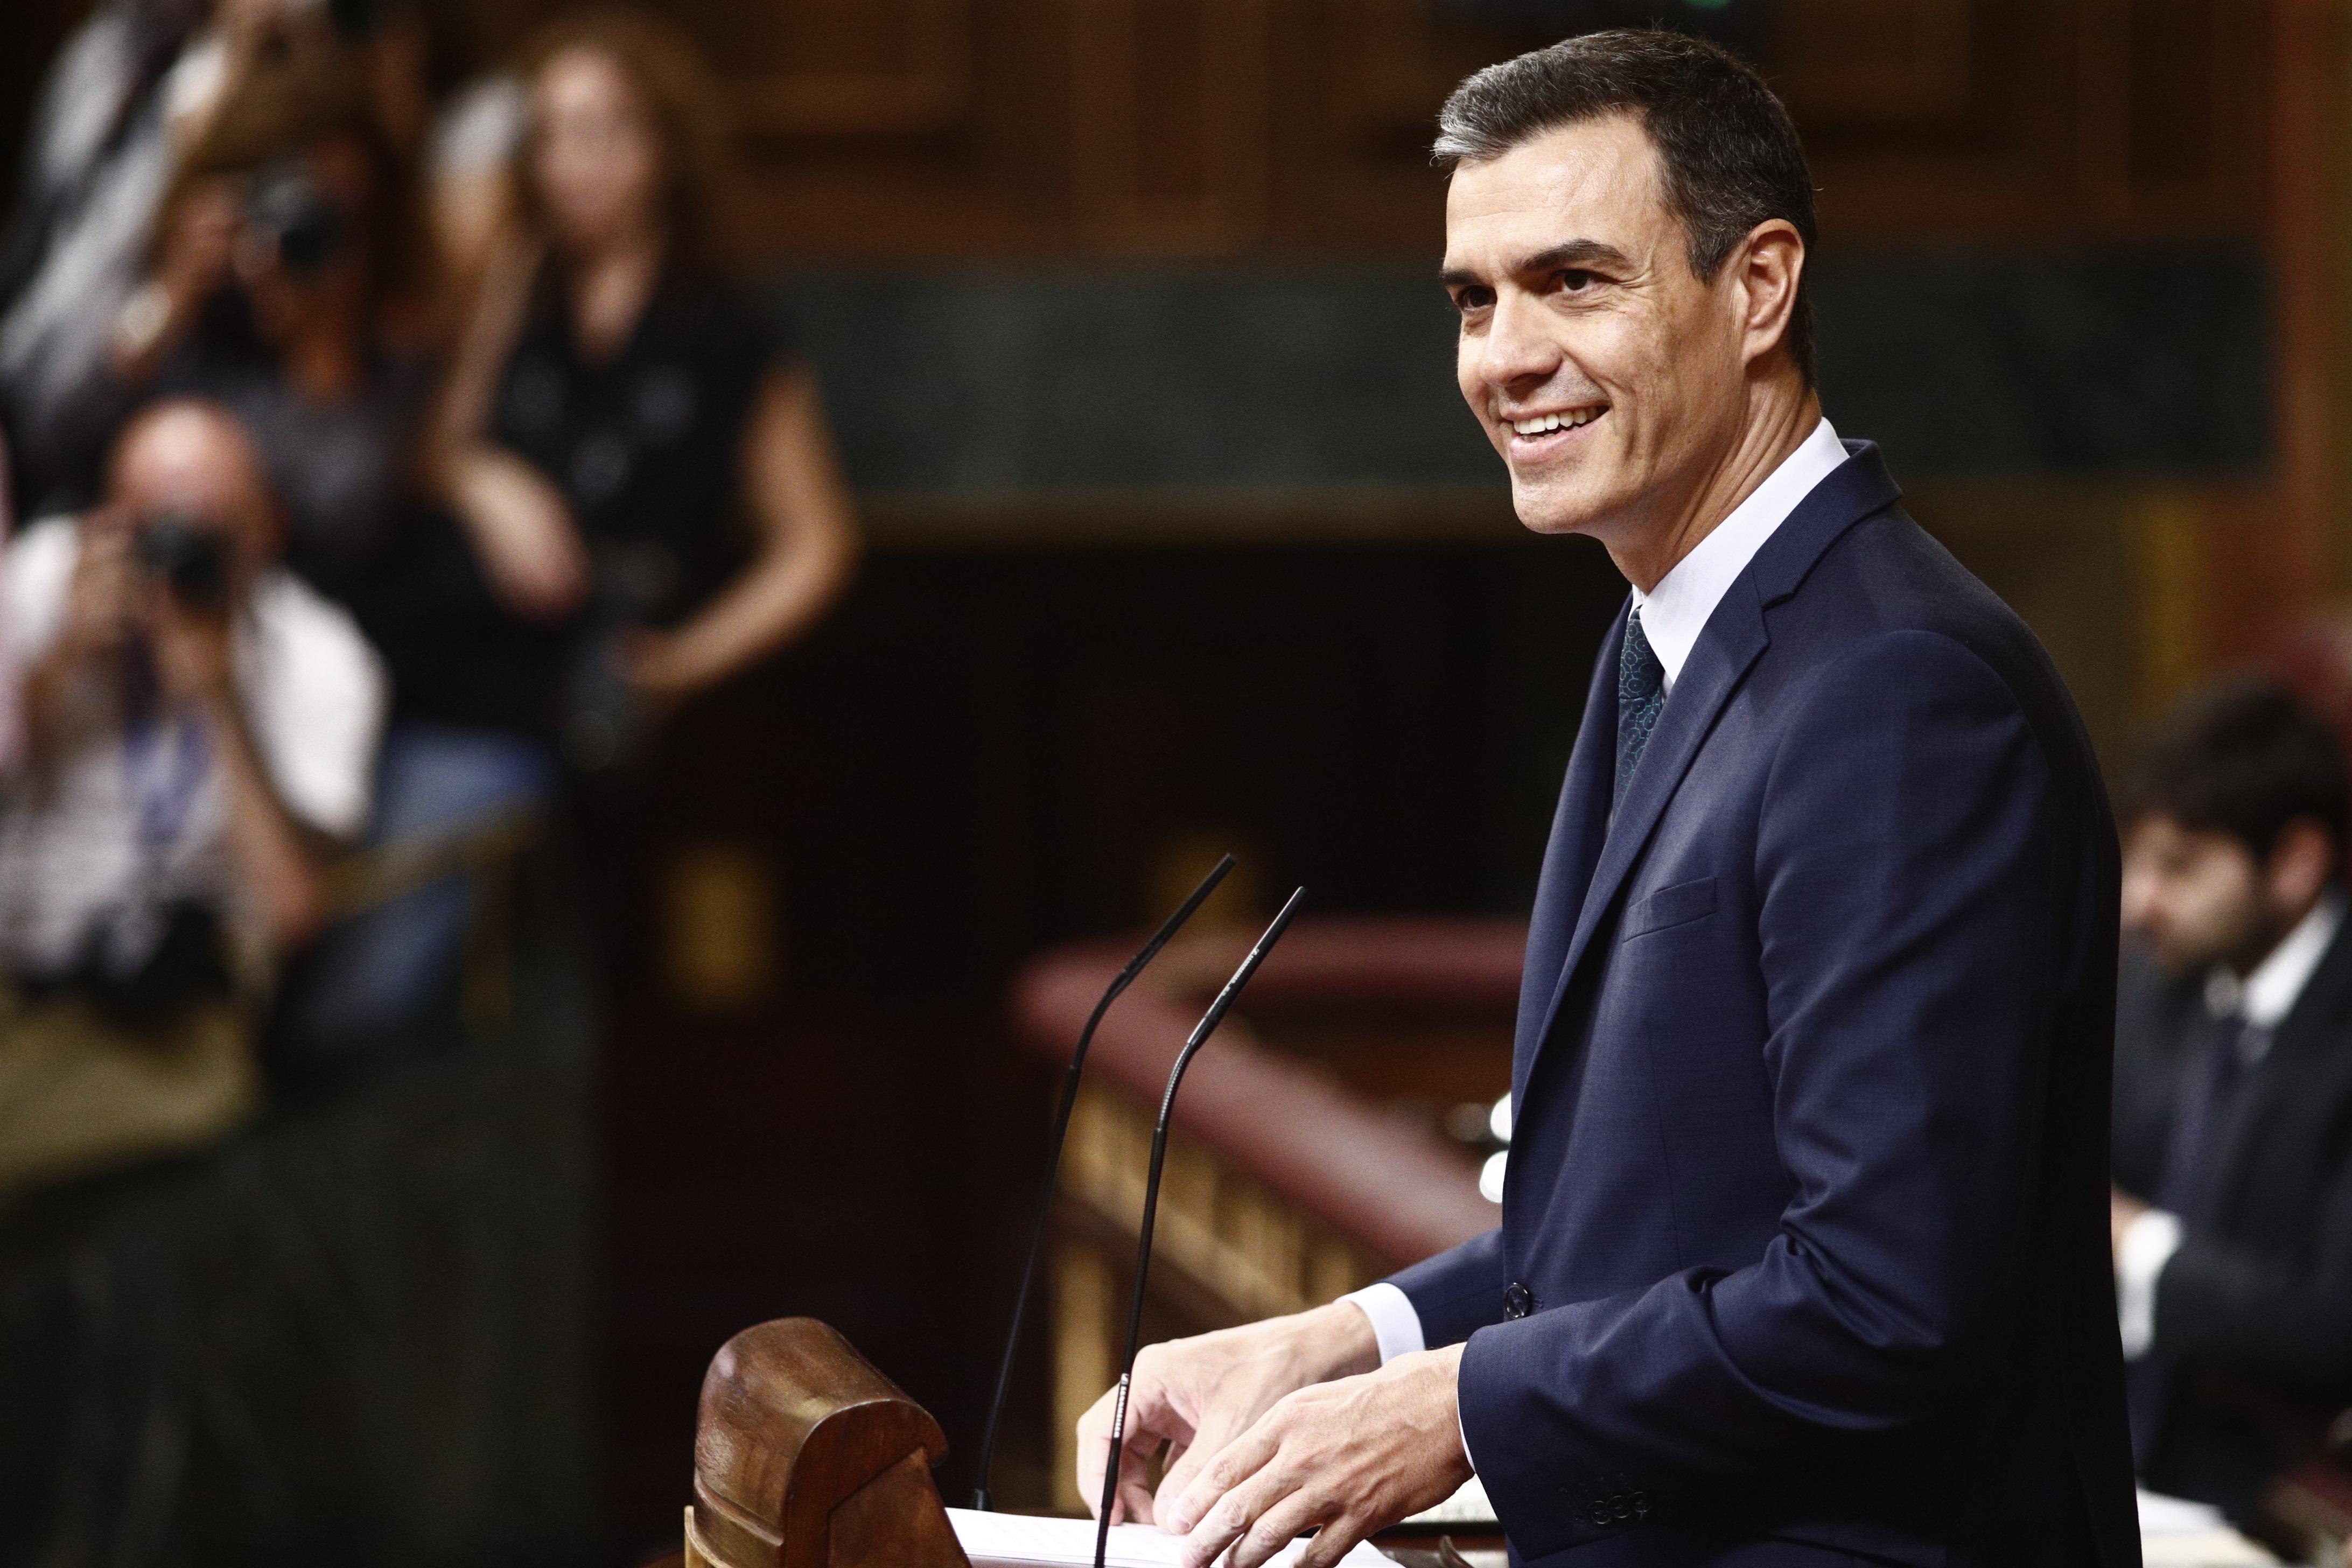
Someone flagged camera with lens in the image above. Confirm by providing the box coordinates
[134,515,231,614]
[246,162,346,277]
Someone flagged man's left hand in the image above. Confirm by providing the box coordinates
[1158,1342,1471,1568]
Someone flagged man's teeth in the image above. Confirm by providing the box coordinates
[1511,409,1602,436]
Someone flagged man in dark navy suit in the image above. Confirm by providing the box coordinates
[1074,30,2139,1568]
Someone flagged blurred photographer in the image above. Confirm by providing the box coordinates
[0,0,429,512]
[0,398,385,1198]
[109,65,431,604]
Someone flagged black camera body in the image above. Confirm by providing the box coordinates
[135,516,232,614]
[246,163,346,277]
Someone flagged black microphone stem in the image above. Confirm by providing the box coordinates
[970,854,1237,1510]
[1091,887,1308,1568]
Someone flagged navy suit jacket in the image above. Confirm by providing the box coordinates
[1390,445,2140,1567]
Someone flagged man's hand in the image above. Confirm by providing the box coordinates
[60,522,137,659]
[2111,1186,2150,1259]
[1075,1302,1378,1530]
[1160,1344,1471,1568]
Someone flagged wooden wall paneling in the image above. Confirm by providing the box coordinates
[1765,0,1973,125]
[1068,0,1275,253]
[726,0,974,137]
[2069,0,2263,230]
[716,0,1071,258]
[431,0,2276,263]
[1790,0,2264,247]
[2263,0,2347,603]
[1280,0,1535,253]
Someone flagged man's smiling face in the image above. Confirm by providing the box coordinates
[1444,114,1753,544]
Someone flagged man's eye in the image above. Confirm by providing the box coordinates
[1558,269,1595,292]
[1453,287,1494,314]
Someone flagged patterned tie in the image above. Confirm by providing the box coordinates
[1616,608,1667,803]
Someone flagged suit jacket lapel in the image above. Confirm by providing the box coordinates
[1521,580,1770,1073]
[1512,610,1626,1083]
[1520,442,1905,1082]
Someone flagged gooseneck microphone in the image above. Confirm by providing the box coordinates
[970,854,1238,1511]
[1091,887,1309,1568]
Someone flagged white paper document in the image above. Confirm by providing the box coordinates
[947,1508,1392,1567]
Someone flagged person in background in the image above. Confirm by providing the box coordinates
[2113,676,2352,1523]
[416,5,858,771]
[0,398,384,1197]
[118,64,432,605]
[0,0,428,511]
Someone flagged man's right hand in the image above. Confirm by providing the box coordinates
[61,519,136,659]
[1074,1300,1380,1529]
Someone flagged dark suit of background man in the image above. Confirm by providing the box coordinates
[2112,678,2352,1525]
[1074,30,2138,1568]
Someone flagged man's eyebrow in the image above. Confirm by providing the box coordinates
[1439,239,1633,291]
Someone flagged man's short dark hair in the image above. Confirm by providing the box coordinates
[1433,29,1818,384]
[2129,676,2349,863]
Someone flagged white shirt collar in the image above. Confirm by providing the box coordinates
[1631,417,1847,692]
[2206,888,2346,1031]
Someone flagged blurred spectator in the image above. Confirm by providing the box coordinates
[2113,676,2352,1521]
[424,75,527,314]
[414,6,858,771]
[122,64,433,602]
[0,0,428,511]
[0,398,384,1196]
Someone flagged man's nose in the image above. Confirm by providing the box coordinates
[1476,289,1565,396]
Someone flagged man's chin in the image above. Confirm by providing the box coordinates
[1507,469,1614,538]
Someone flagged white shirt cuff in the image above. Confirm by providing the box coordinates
[2117,1208,2185,1361]
[1341,1282,1425,1364]
[1341,1283,1479,1474]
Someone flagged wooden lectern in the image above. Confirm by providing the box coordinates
[683,1318,971,1568]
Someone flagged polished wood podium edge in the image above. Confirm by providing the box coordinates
[687,1317,969,1567]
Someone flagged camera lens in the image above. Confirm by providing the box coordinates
[135,516,231,613]
[246,164,346,277]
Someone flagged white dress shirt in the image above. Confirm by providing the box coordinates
[1633,416,1849,694]
[2116,890,2346,1359]
[1340,416,1854,1465]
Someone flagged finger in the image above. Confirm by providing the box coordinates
[1154,1401,1254,1524]
[1109,1430,1157,1525]
[1164,1420,1281,1537]
[1175,1459,1291,1568]
[1295,1513,1374,1568]
[1228,1489,1329,1568]
[1114,1474,1156,1529]
[1122,1349,1201,1453]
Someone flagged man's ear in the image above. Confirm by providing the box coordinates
[1733,218,1805,370]
[2266,816,2339,916]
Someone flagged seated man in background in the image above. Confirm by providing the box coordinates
[0,398,384,1198]
[2114,676,2352,1521]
